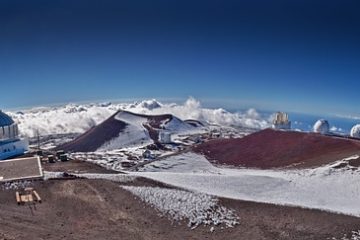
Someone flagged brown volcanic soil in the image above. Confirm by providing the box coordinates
[56,111,177,153]
[56,112,127,152]
[194,128,360,169]
[1,178,359,240]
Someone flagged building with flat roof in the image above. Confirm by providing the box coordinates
[0,157,42,182]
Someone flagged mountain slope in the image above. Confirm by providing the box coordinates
[56,112,127,152]
[193,128,360,169]
[57,110,197,152]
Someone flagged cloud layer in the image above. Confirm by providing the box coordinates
[7,97,271,138]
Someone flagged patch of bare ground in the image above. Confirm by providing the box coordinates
[194,128,360,169]
[0,178,359,240]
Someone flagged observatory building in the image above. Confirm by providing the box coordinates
[350,124,360,138]
[272,112,291,130]
[313,119,330,134]
[0,110,28,160]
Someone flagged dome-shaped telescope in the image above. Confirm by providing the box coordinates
[313,119,330,134]
[350,124,360,138]
[0,110,28,160]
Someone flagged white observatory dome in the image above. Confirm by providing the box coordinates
[350,124,360,138]
[313,119,330,134]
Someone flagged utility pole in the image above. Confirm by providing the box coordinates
[36,130,40,150]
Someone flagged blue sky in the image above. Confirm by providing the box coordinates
[0,0,359,115]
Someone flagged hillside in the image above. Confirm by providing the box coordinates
[57,110,196,152]
[193,128,360,169]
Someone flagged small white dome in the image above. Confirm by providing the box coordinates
[313,119,330,134]
[350,124,360,138]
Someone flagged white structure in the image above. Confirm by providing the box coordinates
[313,119,330,134]
[159,131,172,144]
[350,124,360,138]
[272,112,291,130]
[0,110,28,160]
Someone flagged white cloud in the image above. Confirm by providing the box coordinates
[330,126,344,133]
[132,97,270,129]
[7,97,271,138]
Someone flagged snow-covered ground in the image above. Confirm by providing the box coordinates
[43,171,137,182]
[1,180,33,191]
[130,152,360,217]
[333,230,360,240]
[138,152,221,174]
[43,170,239,229]
[43,151,360,231]
[98,112,152,151]
[97,110,205,151]
[70,144,188,171]
[121,186,239,229]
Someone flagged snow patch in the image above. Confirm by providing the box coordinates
[122,186,239,229]
[131,154,360,217]
[164,116,195,133]
[44,171,137,183]
[97,111,152,151]
[332,230,360,240]
[43,171,67,180]
[74,173,137,182]
[138,152,220,174]
[1,181,33,191]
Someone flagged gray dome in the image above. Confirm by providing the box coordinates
[0,110,14,127]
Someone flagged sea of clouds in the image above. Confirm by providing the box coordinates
[7,97,271,138]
